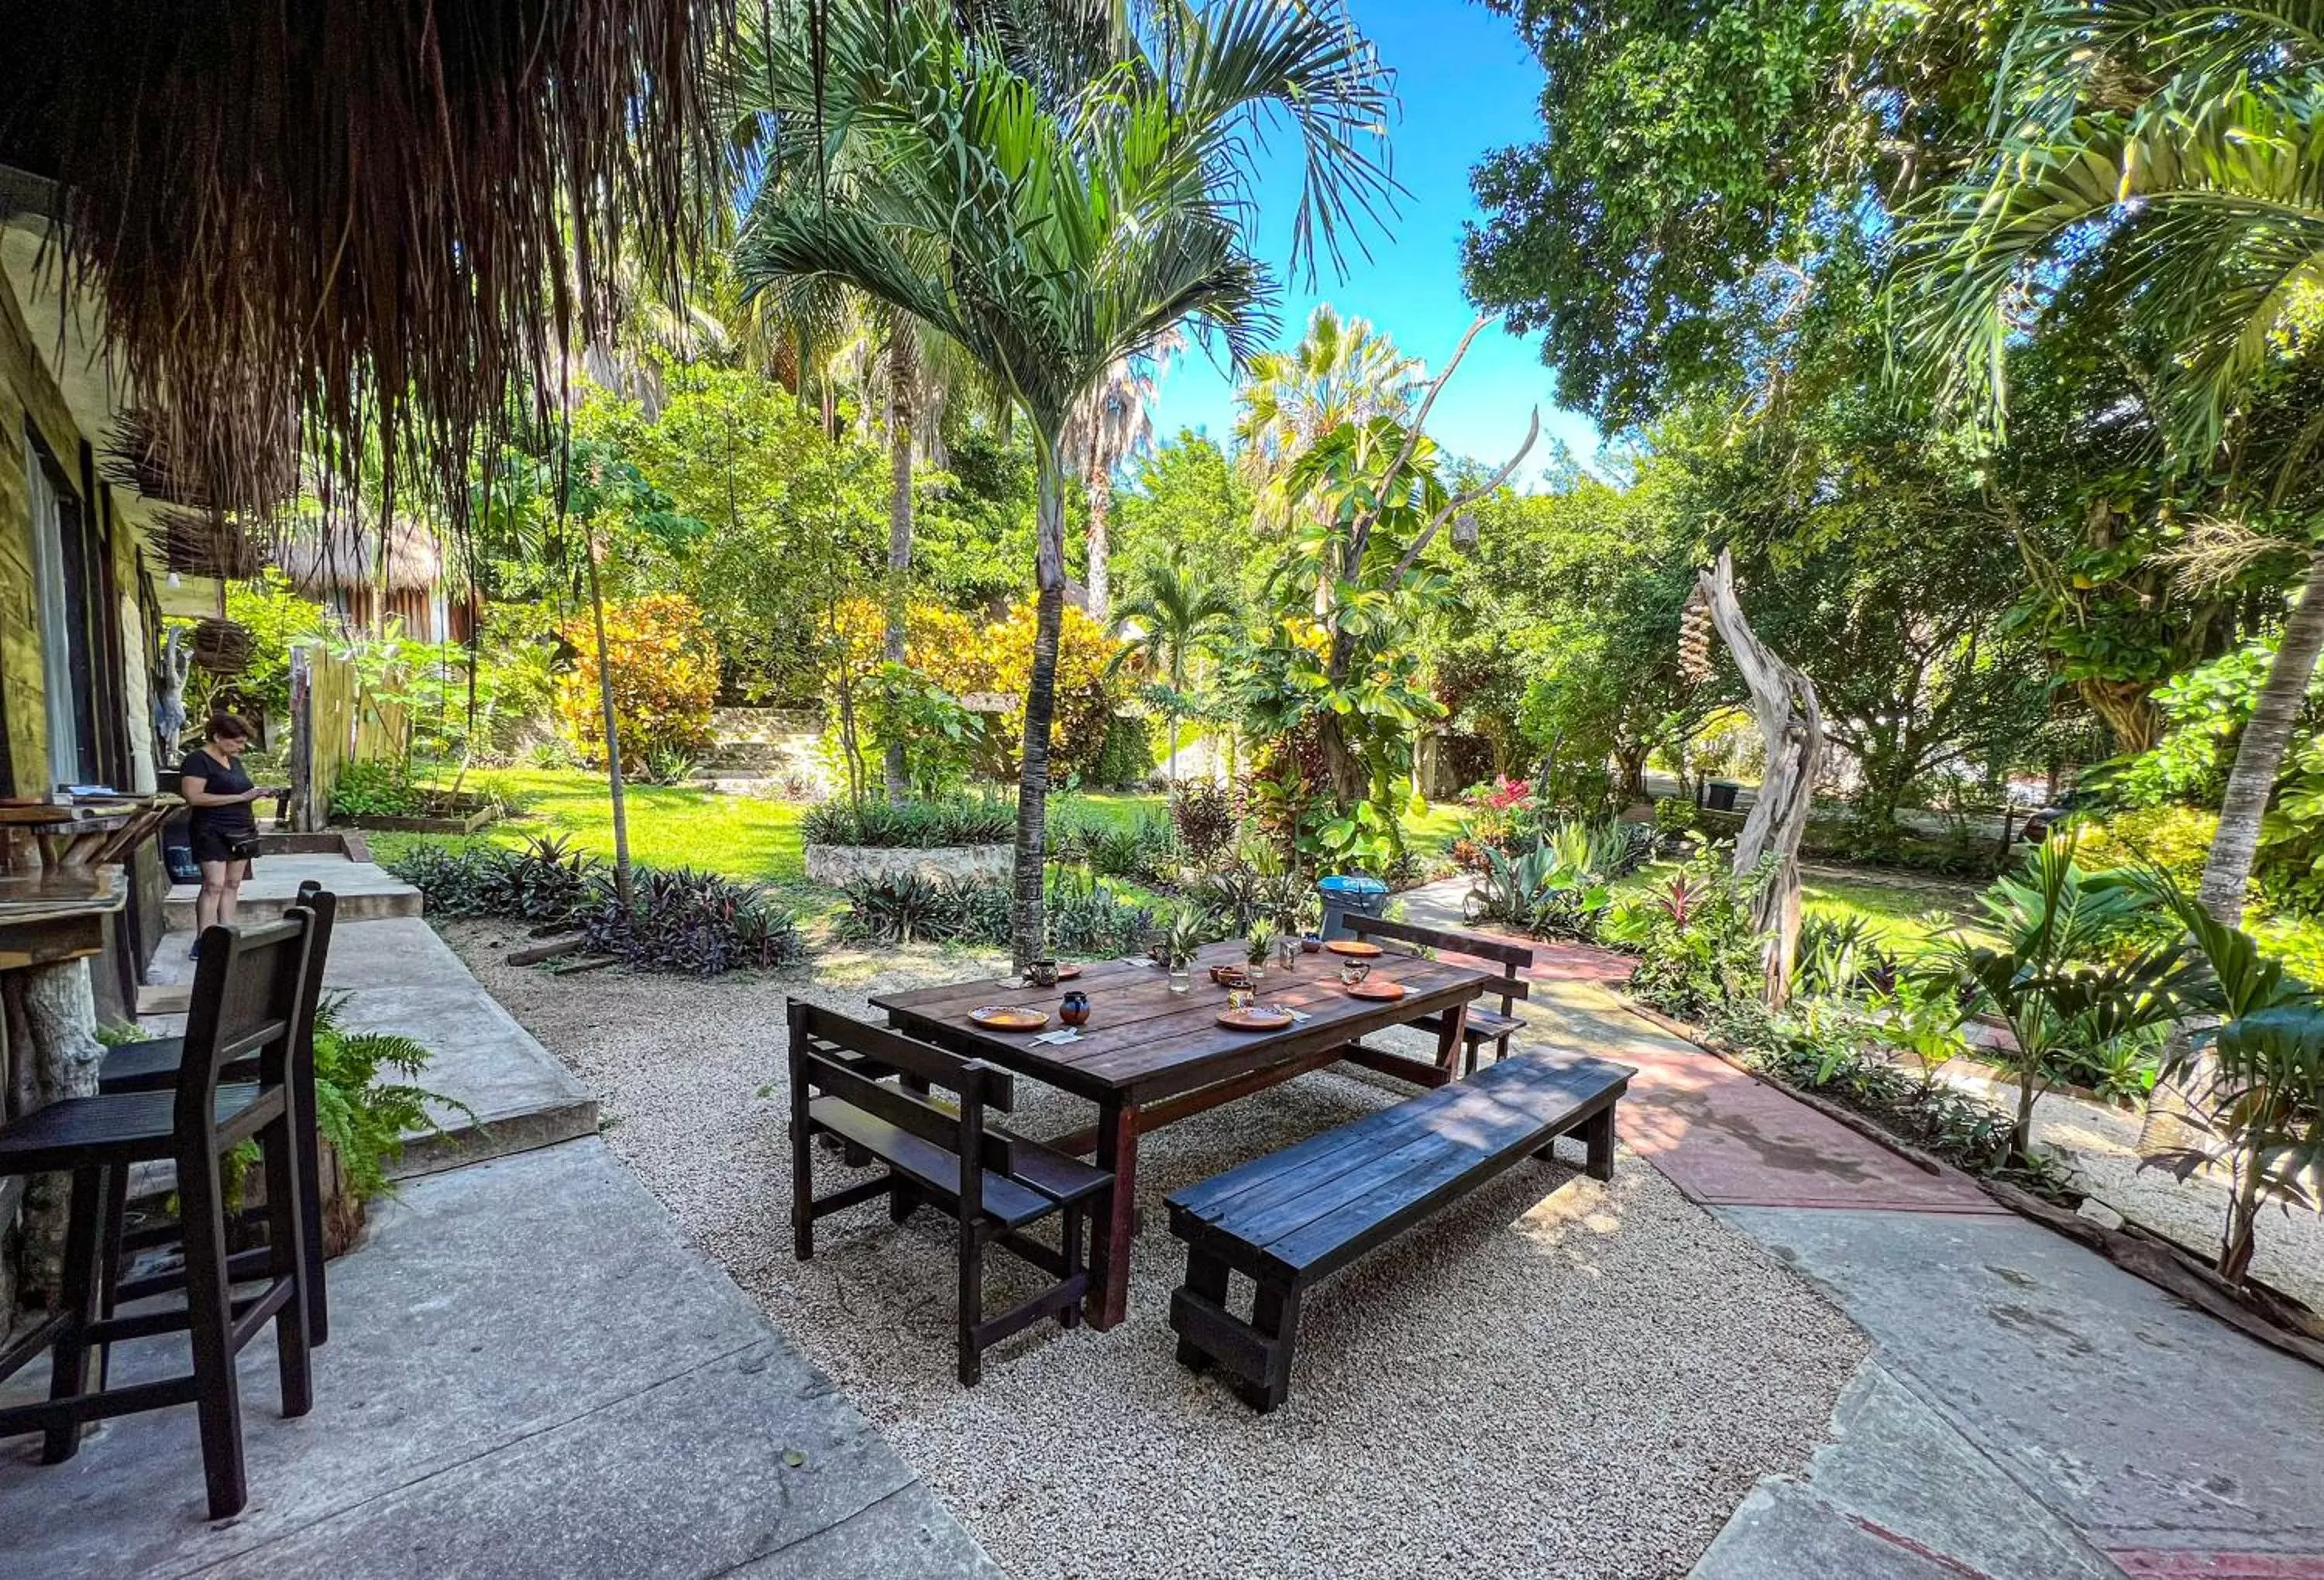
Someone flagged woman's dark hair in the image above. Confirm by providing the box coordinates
[205,713,256,743]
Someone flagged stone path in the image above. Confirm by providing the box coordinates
[1392,876,2324,1579]
[0,855,992,1579]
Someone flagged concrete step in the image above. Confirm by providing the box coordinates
[164,851,422,929]
[141,917,598,1174]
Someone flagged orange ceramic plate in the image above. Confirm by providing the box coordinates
[968,1005,1049,1032]
[1345,979,1406,1001]
[1324,939,1381,958]
[1217,1007,1294,1032]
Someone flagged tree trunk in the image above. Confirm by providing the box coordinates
[1086,475,1112,623]
[2200,550,2324,924]
[1700,551,1824,1007]
[883,338,916,803]
[11,960,104,1307]
[2147,553,2324,1174]
[1011,459,1068,970]
[583,522,634,908]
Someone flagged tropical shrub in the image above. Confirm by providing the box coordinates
[1602,855,1773,1021]
[2066,804,2216,895]
[555,592,720,773]
[1089,713,1157,788]
[2133,871,2324,1286]
[1466,819,1647,940]
[579,867,806,976]
[833,872,1015,946]
[388,835,603,924]
[328,757,431,819]
[1170,781,1236,864]
[1794,913,1895,999]
[802,795,1016,848]
[1916,844,2197,1163]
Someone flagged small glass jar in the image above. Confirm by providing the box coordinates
[1275,936,1300,974]
[1168,964,1191,994]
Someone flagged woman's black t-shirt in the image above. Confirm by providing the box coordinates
[179,747,260,840]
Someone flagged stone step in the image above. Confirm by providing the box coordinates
[164,852,423,930]
[141,916,598,1176]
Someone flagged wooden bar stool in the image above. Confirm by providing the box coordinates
[98,885,338,1345]
[0,914,318,1520]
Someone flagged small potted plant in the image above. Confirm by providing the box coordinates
[1163,904,1204,994]
[1246,919,1276,981]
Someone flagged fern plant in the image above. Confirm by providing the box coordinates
[310,994,473,1202]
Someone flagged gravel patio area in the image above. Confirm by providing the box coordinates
[445,922,1868,1579]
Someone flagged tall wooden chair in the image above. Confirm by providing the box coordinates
[0,914,317,1520]
[1348,913,1535,1074]
[787,1001,1109,1385]
[98,884,338,1345]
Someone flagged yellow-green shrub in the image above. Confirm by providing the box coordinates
[2067,805,2216,889]
[555,594,719,771]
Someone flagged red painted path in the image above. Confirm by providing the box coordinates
[1441,929,2006,1214]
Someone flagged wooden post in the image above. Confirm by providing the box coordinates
[1697,550,1823,1006]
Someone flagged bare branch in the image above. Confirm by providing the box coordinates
[1390,407,1540,582]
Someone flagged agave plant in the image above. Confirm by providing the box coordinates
[1920,842,2199,1165]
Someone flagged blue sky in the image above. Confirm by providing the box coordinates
[1147,0,1601,481]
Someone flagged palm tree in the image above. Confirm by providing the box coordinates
[1899,1,2324,930]
[736,0,1395,966]
[1116,551,1238,782]
[1063,331,1180,622]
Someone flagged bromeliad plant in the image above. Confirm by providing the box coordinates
[1920,842,2199,1166]
[1465,818,1641,940]
[2130,871,2324,1288]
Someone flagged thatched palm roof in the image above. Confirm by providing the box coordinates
[0,0,734,522]
[274,517,445,598]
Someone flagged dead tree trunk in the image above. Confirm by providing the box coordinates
[1700,550,1823,1007]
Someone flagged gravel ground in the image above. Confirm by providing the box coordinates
[446,922,1867,1579]
[1938,1066,2324,1310]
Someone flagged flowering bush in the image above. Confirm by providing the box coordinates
[555,593,719,772]
[1481,775,1533,811]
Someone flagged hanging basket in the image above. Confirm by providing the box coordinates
[190,617,256,676]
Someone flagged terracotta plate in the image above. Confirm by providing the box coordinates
[1324,939,1382,958]
[1216,1007,1294,1032]
[1345,979,1407,1001]
[968,1005,1049,1032]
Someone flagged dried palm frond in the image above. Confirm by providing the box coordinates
[160,512,262,581]
[2156,516,2305,596]
[1,0,738,524]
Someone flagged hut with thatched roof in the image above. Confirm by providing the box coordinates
[273,517,469,644]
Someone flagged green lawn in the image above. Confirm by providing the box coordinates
[375,768,808,883]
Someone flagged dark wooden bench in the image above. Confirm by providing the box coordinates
[1164,1052,1631,1412]
[787,1001,1111,1386]
[1347,913,1534,1074]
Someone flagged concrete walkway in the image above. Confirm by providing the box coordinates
[1394,875,2324,1578]
[1,856,995,1579]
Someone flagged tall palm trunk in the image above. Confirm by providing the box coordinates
[2201,551,2324,923]
[2148,552,2324,1183]
[883,338,916,802]
[583,518,634,908]
[1012,457,1067,968]
[1085,472,1112,621]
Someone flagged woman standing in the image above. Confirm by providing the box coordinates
[178,714,278,941]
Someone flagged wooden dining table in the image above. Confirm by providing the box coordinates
[871,938,1501,1329]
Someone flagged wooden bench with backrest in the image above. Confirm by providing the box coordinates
[1164,1051,1631,1412]
[1347,913,1534,1074]
[787,1001,1111,1385]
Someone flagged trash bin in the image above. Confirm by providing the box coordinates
[1317,874,1389,941]
[1706,780,1740,812]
